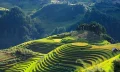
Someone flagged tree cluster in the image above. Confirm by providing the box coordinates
[0,7,44,49]
[76,22,116,43]
[77,22,106,35]
[51,27,66,35]
[114,60,120,72]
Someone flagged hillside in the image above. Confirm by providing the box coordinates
[68,2,120,41]
[31,2,120,42]
[1,0,120,49]
[0,1,120,71]
[82,2,120,41]
[32,4,86,34]
[51,0,101,3]
[0,0,51,14]
[0,24,120,72]
[54,0,120,4]
[0,7,44,49]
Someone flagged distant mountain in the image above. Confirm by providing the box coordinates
[83,2,120,41]
[32,4,86,34]
[0,7,44,49]
[51,0,97,3]
[68,2,120,41]
[31,2,120,42]
[101,0,120,4]
[0,0,51,14]
[51,0,120,4]
[0,0,120,49]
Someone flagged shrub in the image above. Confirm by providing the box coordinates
[77,22,106,35]
[113,59,120,72]
[102,34,115,43]
[77,38,88,43]
[61,37,76,43]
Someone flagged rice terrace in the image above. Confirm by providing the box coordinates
[1,25,120,72]
[0,0,120,72]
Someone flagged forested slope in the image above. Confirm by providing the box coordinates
[0,7,44,49]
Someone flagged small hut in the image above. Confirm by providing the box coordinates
[112,48,118,52]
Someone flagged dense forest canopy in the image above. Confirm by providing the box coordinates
[76,22,115,43]
[0,7,44,49]
[0,0,120,48]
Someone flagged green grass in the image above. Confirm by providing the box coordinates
[5,56,44,72]
[90,40,111,46]
[83,54,120,72]
[1,32,120,72]
[0,7,9,11]
[5,42,120,72]
[9,38,63,53]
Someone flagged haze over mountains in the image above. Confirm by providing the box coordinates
[0,0,120,48]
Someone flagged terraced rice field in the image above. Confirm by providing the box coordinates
[5,56,43,72]
[5,42,120,72]
[10,39,63,53]
[1,33,120,72]
[36,43,119,72]
[0,52,14,62]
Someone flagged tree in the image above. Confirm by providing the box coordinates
[0,6,43,49]
[77,23,88,31]
[77,22,106,35]
[89,22,106,35]
[51,27,66,35]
